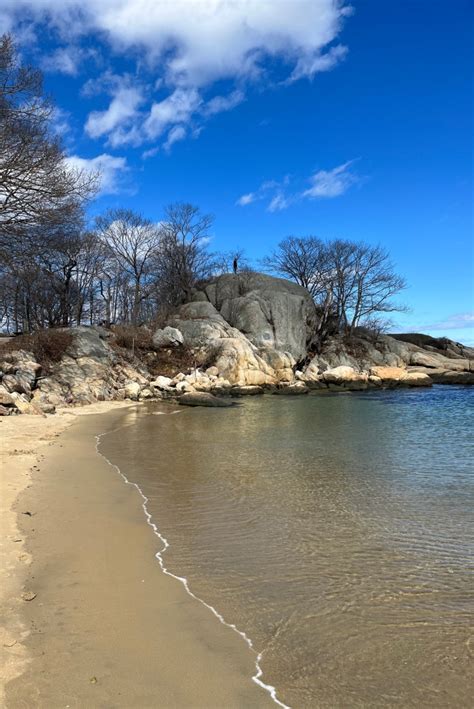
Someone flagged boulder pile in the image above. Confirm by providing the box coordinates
[300,331,474,388]
[0,327,155,415]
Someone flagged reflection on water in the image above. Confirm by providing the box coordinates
[101,387,474,708]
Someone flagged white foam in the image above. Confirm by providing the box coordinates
[95,417,290,709]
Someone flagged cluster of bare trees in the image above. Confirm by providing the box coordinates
[0,34,215,332]
[0,33,407,345]
[0,33,95,331]
[0,35,96,257]
[262,236,407,340]
[0,200,216,332]
[92,204,215,327]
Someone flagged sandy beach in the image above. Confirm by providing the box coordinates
[0,403,274,709]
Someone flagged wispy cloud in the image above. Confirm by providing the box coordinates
[303,160,358,199]
[288,44,349,83]
[40,45,97,76]
[236,193,256,207]
[418,312,474,332]
[41,46,80,75]
[85,82,144,147]
[141,146,160,160]
[144,88,202,141]
[84,84,244,151]
[64,153,128,195]
[268,192,292,212]
[163,125,187,152]
[202,90,245,117]
[237,161,360,212]
[50,107,71,137]
[236,178,290,211]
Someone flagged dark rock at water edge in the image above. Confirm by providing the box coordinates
[178,392,235,407]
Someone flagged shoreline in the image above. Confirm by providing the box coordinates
[95,421,288,709]
[1,402,274,708]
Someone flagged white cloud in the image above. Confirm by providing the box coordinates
[50,107,71,136]
[141,146,160,160]
[84,82,243,149]
[41,46,80,75]
[144,88,202,140]
[267,192,291,212]
[163,125,187,152]
[40,45,96,75]
[20,0,347,87]
[288,44,348,83]
[85,86,144,145]
[237,161,359,211]
[64,153,128,194]
[236,192,257,206]
[303,160,358,199]
[203,90,245,116]
[4,1,350,149]
[81,71,122,98]
[236,179,282,209]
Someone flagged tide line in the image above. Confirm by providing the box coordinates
[95,420,290,709]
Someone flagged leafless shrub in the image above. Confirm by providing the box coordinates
[356,316,394,344]
[112,325,153,351]
[0,329,73,369]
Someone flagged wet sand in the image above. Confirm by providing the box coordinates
[1,404,273,708]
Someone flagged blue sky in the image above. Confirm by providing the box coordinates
[3,0,473,342]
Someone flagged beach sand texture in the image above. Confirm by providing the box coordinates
[1,404,273,708]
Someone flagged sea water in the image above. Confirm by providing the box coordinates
[100,386,474,708]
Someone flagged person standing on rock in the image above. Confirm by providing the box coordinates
[233,257,238,274]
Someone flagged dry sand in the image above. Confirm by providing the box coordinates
[0,403,274,708]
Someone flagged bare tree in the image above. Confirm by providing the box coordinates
[326,239,358,332]
[72,231,104,325]
[155,203,215,306]
[0,34,97,258]
[95,209,161,325]
[262,236,337,342]
[261,236,330,299]
[325,240,406,333]
[346,244,406,333]
[263,235,406,344]
[0,221,103,331]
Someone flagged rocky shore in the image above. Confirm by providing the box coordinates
[1,273,472,415]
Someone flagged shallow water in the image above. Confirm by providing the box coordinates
[101,387,474,708]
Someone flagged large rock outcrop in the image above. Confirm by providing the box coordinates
[192,272,317,361]
[171,300,279,386]
[168,277,473,390]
